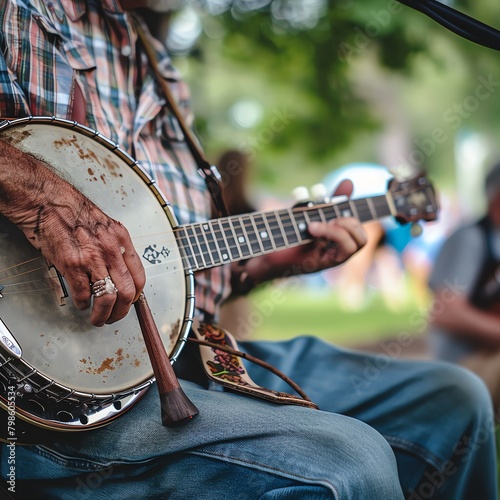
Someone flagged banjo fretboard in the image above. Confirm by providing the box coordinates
[174,194,392,271]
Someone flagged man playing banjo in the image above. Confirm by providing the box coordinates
[0,0,497,498]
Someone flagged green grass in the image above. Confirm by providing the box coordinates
[247,283,424,346]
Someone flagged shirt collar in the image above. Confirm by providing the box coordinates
[58,0,124,22]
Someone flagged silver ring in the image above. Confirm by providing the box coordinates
[91,276,118,297]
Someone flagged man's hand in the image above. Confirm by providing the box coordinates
[241,179,367,284]
[0,140,146,327]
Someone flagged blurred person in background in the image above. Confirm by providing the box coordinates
[429,161,500,410]
[215,149,256,217]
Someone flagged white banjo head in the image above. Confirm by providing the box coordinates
[0,118,193,420]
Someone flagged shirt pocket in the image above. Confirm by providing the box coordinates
[153,58,194,142]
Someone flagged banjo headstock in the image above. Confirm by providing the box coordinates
[388,174,439,224]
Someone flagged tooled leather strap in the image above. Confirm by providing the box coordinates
[190,319,318,409]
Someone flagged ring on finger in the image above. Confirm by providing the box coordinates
[91,276,118,297]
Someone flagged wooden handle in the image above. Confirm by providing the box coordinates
[134,293,199,426]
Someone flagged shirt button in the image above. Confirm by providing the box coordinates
[121,45,132,57]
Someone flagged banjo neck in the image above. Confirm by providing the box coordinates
[174,194,395,272]
[174,169,439,273]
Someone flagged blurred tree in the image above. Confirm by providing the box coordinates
[168,0,500,193]
[185,0,427,154]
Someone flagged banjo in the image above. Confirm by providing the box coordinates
[0,117,438,433]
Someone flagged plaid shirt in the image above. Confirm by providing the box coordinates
[0,0,230,317]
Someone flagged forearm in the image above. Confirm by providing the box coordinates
[242,253,290,283]
[430,291,500,346]
[229,256,274,298]
[0,140,81,230]
[228,252,300,298]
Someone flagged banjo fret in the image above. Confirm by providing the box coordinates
[231,217,251,258]
[220,219,241,260]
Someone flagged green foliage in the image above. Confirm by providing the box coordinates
[177,0,500,194]
[187,1,430,160]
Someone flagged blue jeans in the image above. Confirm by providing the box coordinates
[1,336,497,499]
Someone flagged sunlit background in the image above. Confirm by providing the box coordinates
[156,0,500,350]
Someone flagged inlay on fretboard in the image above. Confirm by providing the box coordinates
[174,194,393,272]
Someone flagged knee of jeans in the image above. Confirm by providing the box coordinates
[331,419,403,498]
[429,362,493,422]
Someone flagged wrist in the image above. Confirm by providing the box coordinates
[230,257,271,297]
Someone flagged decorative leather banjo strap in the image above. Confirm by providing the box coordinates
[190,320,318,409]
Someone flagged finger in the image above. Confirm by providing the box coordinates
[106,262,145,324]
[91,292,118,327]
[97,223,143,324]
[99,246,137,324]
[67,270,93,311]
[117,230,146,302]
[332,218,367,248]
[60,226,117,323]
[89,273,118,327]
[332,179,353,198]
[308,218,367,252]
